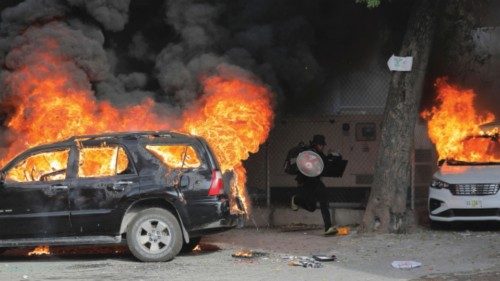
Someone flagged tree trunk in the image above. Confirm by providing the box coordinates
[361,0,440,233]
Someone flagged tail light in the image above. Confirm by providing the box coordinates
[208,169,224,196]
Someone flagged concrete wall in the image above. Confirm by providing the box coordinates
[247,206,364,228]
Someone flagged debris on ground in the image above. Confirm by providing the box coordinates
[280,223,322,232]
[231,249,268,259]
[283,256,324,268]
[391,260,422,269]
[312,254,337,262]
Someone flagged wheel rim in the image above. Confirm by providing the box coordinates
[136,218,172,254]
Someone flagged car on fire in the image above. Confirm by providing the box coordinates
[0,131,238,262]
[429,122,500,225]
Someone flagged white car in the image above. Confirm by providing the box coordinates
[428,124,500,224]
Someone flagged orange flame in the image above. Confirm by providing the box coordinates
[1,32,274,215]
[232,249,253,258]
[182,76,274,214]
[145,145,202,169]
[28,245,50,256]
[78,146,130,178]
[337,226,350,236]
[1,50,169,167]
[421,78,497,162]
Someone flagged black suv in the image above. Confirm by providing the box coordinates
[0,131,237,261]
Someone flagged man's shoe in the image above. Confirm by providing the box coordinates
[291,195,299,211]
[324,227,338,236]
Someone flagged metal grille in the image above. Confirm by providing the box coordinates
[436,209,500,217]
[355,174,374,185]
[450,184,499,196]
[415,149,433,162]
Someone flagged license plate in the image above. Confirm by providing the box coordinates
[466,199,483,208]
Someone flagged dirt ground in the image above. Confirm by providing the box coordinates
[0,224,498,281]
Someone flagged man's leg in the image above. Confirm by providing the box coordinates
[294,184,316,212]
[315,181,336,234]
[319,199,332,231]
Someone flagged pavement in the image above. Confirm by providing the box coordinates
[0,225,498,281]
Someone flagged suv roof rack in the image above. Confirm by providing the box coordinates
[66,131,191,142]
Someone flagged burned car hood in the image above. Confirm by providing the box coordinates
[434,164,500,184]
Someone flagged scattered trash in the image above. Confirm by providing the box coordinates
[312,254,337,262]
[280,223,322,232]
[391,260,422,269]
[22,275,29,279]
[232,249,268,259]
[283,256,323,268]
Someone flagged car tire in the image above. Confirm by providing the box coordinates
[181,237,202,253]
[127,208,183,262]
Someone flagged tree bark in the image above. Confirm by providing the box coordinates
[361,0,440,233]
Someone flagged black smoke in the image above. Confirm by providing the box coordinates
[0,0,412,115]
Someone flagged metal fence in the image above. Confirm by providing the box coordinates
[243,61,437,215]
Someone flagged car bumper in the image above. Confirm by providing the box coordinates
[429,187,500,222]
[187,215,239,237]
[186,197,239,236]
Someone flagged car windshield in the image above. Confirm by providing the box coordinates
[441,134,500,166]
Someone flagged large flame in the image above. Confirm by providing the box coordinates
[421,78,497,162]
[182,76,274,214]
[1,49,169,167]
[1,35,274,215]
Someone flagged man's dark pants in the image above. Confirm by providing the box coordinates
[294,179,332,231]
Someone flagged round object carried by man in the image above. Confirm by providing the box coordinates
[296,150,324,177]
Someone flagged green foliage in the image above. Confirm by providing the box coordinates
[356,0,381,8]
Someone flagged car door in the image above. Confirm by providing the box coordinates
[0,146,73,238]
[69,140,139,236]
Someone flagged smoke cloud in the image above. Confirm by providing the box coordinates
[68,0,131,32]
[0,0,387,119]
[0,0,347,117]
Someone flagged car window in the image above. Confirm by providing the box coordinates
[78,145,134,178]
[145,145,202,169]
[5,149,69,183]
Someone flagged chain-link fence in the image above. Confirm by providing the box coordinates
[243,62,437,218]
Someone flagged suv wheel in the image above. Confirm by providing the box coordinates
[127,208,183,262]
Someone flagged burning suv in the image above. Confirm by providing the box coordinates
[429,122,500,224]
[0,132,237,262]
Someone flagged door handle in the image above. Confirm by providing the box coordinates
[51,185,68,190]
[108,181,133,192]
[109,185,125,191]
[116,181,133,185]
